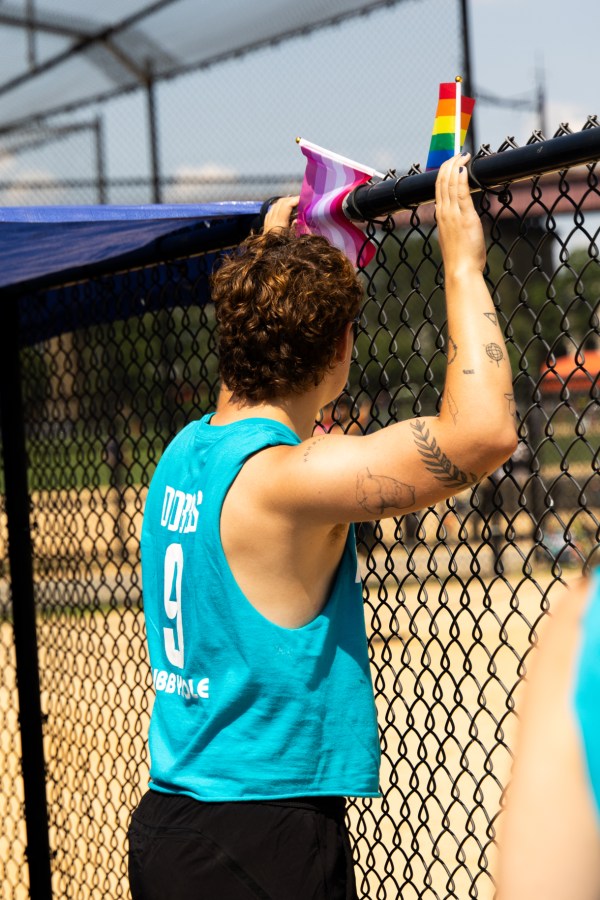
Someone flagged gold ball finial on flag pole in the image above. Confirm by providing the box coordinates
[455,75,463,83]
[295,136,301,144]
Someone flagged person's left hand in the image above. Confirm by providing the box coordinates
[435,154,486,277]
[263,196,299,233]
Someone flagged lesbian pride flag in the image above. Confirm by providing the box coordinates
[296,138,384,267]
[426,80,475,171]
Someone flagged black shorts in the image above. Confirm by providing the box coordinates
[128,790,359,900]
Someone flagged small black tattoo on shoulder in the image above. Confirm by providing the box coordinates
[303,435,326,462]
[463,369,475,374]
[410,419,479,489]
[447,335,458,365]
[485,342,504,366]
[356,467,416,515]
[484,312,498,326]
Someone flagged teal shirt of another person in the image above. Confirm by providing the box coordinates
[574,566,600,818]
[140,414,381,802]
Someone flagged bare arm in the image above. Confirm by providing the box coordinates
[436,153,514,442]
[258,155,517,523]
[496,579,600,900]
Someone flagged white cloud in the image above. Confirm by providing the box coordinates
[165,163,241,202]
[372,149,396,172]
[174,163,239,181]
[0,149,16,177]
[0,166,66,205]
[546,100,596,134]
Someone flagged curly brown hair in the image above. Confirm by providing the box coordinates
[211,229,362,402]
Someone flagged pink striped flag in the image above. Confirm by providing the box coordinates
[296,138,384,267]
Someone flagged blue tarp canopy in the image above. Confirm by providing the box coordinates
[0,201,261,291]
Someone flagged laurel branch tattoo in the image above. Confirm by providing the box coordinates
[410,419,479,488]
[356,468,416,515]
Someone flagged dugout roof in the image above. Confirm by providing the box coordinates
[0,0,404,133]
[0,202,261,291]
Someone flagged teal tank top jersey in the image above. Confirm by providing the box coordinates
[574,567,600,818]
[141,414,381,801]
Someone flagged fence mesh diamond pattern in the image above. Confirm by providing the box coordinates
[2,145,600,898]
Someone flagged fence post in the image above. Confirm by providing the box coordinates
[459,0,476,152]
[146,62,162,205]
[0,296,53,899]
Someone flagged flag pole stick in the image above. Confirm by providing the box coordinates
[454,75,462,155]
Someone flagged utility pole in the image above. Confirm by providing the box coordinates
[459,0,477,153]
[145,61,162,204]
[536,57,548,137]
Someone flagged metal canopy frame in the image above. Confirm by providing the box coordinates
[0,0,408,136]
[0,0,417,206]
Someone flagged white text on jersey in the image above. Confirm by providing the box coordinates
[160,485,203,533]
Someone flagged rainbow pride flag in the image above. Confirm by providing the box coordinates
[426,80,475,171]
[296,138,384,267]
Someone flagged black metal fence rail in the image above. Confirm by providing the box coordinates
[345,116,600,219]
[0,123,599,898]
[0,173,304,207]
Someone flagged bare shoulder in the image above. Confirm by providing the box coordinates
[233,428,420,524]
[223,437,346,540]
[237,432,364,516]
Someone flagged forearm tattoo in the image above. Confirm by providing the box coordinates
[356,467,416,515]
[484,342,504,366]
[410,419,479,489]
[505,392,516,417]
[484,312,498,326]
[447,335,458,365]
[446,390,458,425]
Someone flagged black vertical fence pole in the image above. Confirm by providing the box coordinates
[25,0,36,68]
[94,115,107,205]
[146,63,162,205]
[459,0,477,153]
[0,297,53,899]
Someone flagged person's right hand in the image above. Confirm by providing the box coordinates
[435,153,486,277]
[263,196,299,233]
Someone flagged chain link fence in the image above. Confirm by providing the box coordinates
[1,136,599,898]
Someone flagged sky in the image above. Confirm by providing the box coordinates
[0,0,598,204]
[468,0,597,155]
[154,0,600,184]
[152,0,600,183]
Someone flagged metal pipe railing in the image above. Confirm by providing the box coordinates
[343,122,600,221]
